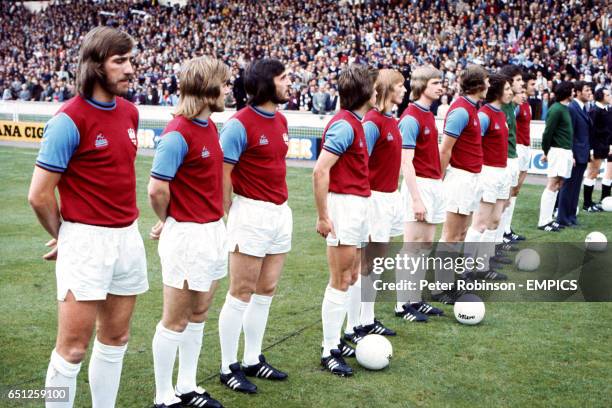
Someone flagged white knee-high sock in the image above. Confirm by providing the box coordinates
[45,349,81,408]
[322,285,349,358]
[538,188,558,227]
[218,293,248,374]
[360,274,376,326]
[344,275,361,334]
[480,229,497,272]
[495,221,505,243]
[504,197,517,234]
[464,227,483,271]
[152,323,182,405]
[242,294,273,366]
[176,321,204,395]
[89,338,127,408]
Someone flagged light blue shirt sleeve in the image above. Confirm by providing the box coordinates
[398,115,419,149]
[219,118,247,164]
[443,107,469,138]
[478,111,490,137]
[322,120,354,155]
[35,113,80,173]
[363,121,380,155]
[151,131,188,181]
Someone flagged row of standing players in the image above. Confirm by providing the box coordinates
[29,27,599,408]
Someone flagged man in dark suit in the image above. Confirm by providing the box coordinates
[233,68,247,110]
[557,81,592,226]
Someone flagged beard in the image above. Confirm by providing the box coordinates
[100,74,131,97]
[271,88,289,104]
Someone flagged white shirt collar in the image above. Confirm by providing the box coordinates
[595,102,608,110]
[574,98,585,110]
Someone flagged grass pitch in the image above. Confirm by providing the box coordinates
[1,146,611,408]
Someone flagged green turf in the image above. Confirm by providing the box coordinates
[0,146,611,408]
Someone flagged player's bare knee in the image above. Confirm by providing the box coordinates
[98,331,130,346]
[165,318,189,332]
[57,344,87,364]
[255,285,276,297]
[190,304,210,322]
[230,284,254,302]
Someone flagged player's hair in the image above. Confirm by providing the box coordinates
[459,64,488,95]
[553,81,573,102]
[76,26,135,98]
[409,65,442,101]
[500,64,523,81]
[573,80,590,93]
[374,69,404,110]
[244,58,285,106]
[485,73,511,103]
[523,72,537,83]
[338,64,377,111]
[594,87,607,102]
[174,56,230,119]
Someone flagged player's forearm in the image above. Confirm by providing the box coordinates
[149,190,170,221]
[401,159,422,203]
[439,136,455,177]
[439,150,451,177]
[312,168,330,218]
[222,163,234,214]
[29,192,61,239]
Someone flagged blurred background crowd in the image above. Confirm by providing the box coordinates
[1,0,610,119]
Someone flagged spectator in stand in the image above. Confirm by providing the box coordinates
[0,1,609,108]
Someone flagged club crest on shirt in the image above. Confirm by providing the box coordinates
[94,133,108,149]
[282,133,289,145]
[386,132,394,141]
[494,122,500,130]
[359,139,364,148]
[259,134,269,146]
[473,119,478,126]
[201,146,210,158]
[424,127,431,135]
[128,128,137,146]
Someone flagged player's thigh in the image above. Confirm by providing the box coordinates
[255,253,286,295]
[587,159,601,178]
[190,280,219,322]
[404,221,436,243]
[486,199,506,229]
[96,294,137,345]
[327,245,357,289]
[56,291,99,362]
[364,242,390,275]
[228,251,263,299]
[160,283,193,331]
[472,201,495,230]
[442,212,469,241]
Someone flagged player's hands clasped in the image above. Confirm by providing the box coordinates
[316,216,335,238]
[150,220,164,240]
[43,238,58,261]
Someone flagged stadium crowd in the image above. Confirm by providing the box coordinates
[1,0,610,118]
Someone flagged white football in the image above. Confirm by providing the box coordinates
[585,231,607,252]
[601,197,612,212]
[515,248,541,271]
[454,294,485,325]
[355,334,392,370]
